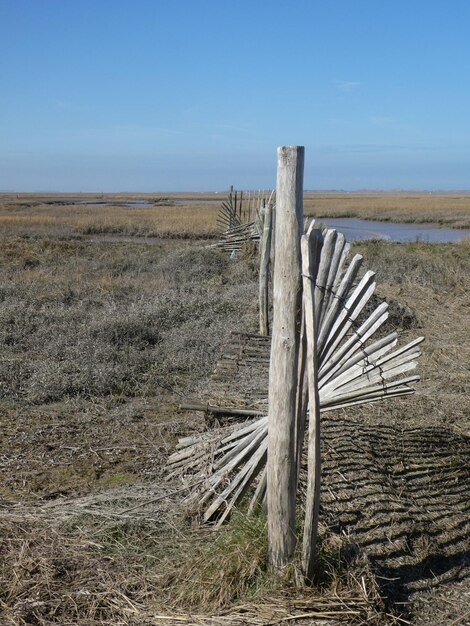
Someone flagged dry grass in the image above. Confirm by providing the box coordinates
[0,194,220,239]
[0,214,469,624]
[0,506,386,625]
[159,512,273,610]
[151,512,383,619]
[304,192,470,228]
[0,518,150,625]
[0,239,257,407]
[2,191,470,243]
[353,238,470,431]
[0,238,258,501]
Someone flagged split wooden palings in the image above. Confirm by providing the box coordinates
[168,222,424,526]
[214,189,275,252]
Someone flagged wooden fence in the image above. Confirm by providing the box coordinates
[169,146,424,581]
[213,187,274,255]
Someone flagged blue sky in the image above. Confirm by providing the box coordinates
[1,0,469,191]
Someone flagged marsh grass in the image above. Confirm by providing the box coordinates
[0,237,259,502]
[349,238,470,430]
[0,512,365,625]
[1,220,469,623]
[0,516,178,625]
[159,512,273,610]
[0,239,257,405]
[2,192,470,242]
[304,192,470,228]
[355,238,470,294]
[120,511,352,612]
[0,195,220,239]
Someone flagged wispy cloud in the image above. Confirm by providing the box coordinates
[320,142,441,155]
[334,80,363,93]
[369,115,396,127]
[208,123,250,133]
[54,99,68,110]
[112,124,184,137]
[321,143,410,154]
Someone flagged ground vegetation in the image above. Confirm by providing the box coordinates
[0,196,468,624]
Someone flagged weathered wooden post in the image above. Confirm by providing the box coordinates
[301,227,323,582]
[267,146,304,568]
[259,202,273,336]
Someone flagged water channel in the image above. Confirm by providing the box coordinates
[82,201,470,244]
[317,217,470,243]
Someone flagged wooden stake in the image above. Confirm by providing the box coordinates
[301,229,323,582]
[295,221,323,480]
[267,146,304,568]
[259,203,273,335]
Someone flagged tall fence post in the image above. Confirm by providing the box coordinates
[267,146,304,568]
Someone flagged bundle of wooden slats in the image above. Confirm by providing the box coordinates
[216,187,242,231]
[168,223,424,525]
[214,189,274,253]
[213,221,259,252]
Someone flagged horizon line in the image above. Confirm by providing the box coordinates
[2,188,470,195]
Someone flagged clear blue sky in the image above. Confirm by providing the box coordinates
[1,0,469,191]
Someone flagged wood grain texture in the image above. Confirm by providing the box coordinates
[267,146,304,567]
[301,229,323,581]
[259,203,273,335]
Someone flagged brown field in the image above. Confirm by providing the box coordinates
[0,193,220,239]
[303,191,470,228]
[0,195,469,625]
[1,191,470,241]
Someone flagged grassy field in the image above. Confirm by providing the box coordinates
[0,194,220,239]
[1,191,470,241]
[303,192,470,228]
[0,195,469,625]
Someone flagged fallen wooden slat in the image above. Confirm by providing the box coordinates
[319,302,390,384]
[319,232,346,328]
[179,402,265,417]
[320,270,377,362]
[313,229,337,328]
[317,253,363,354]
